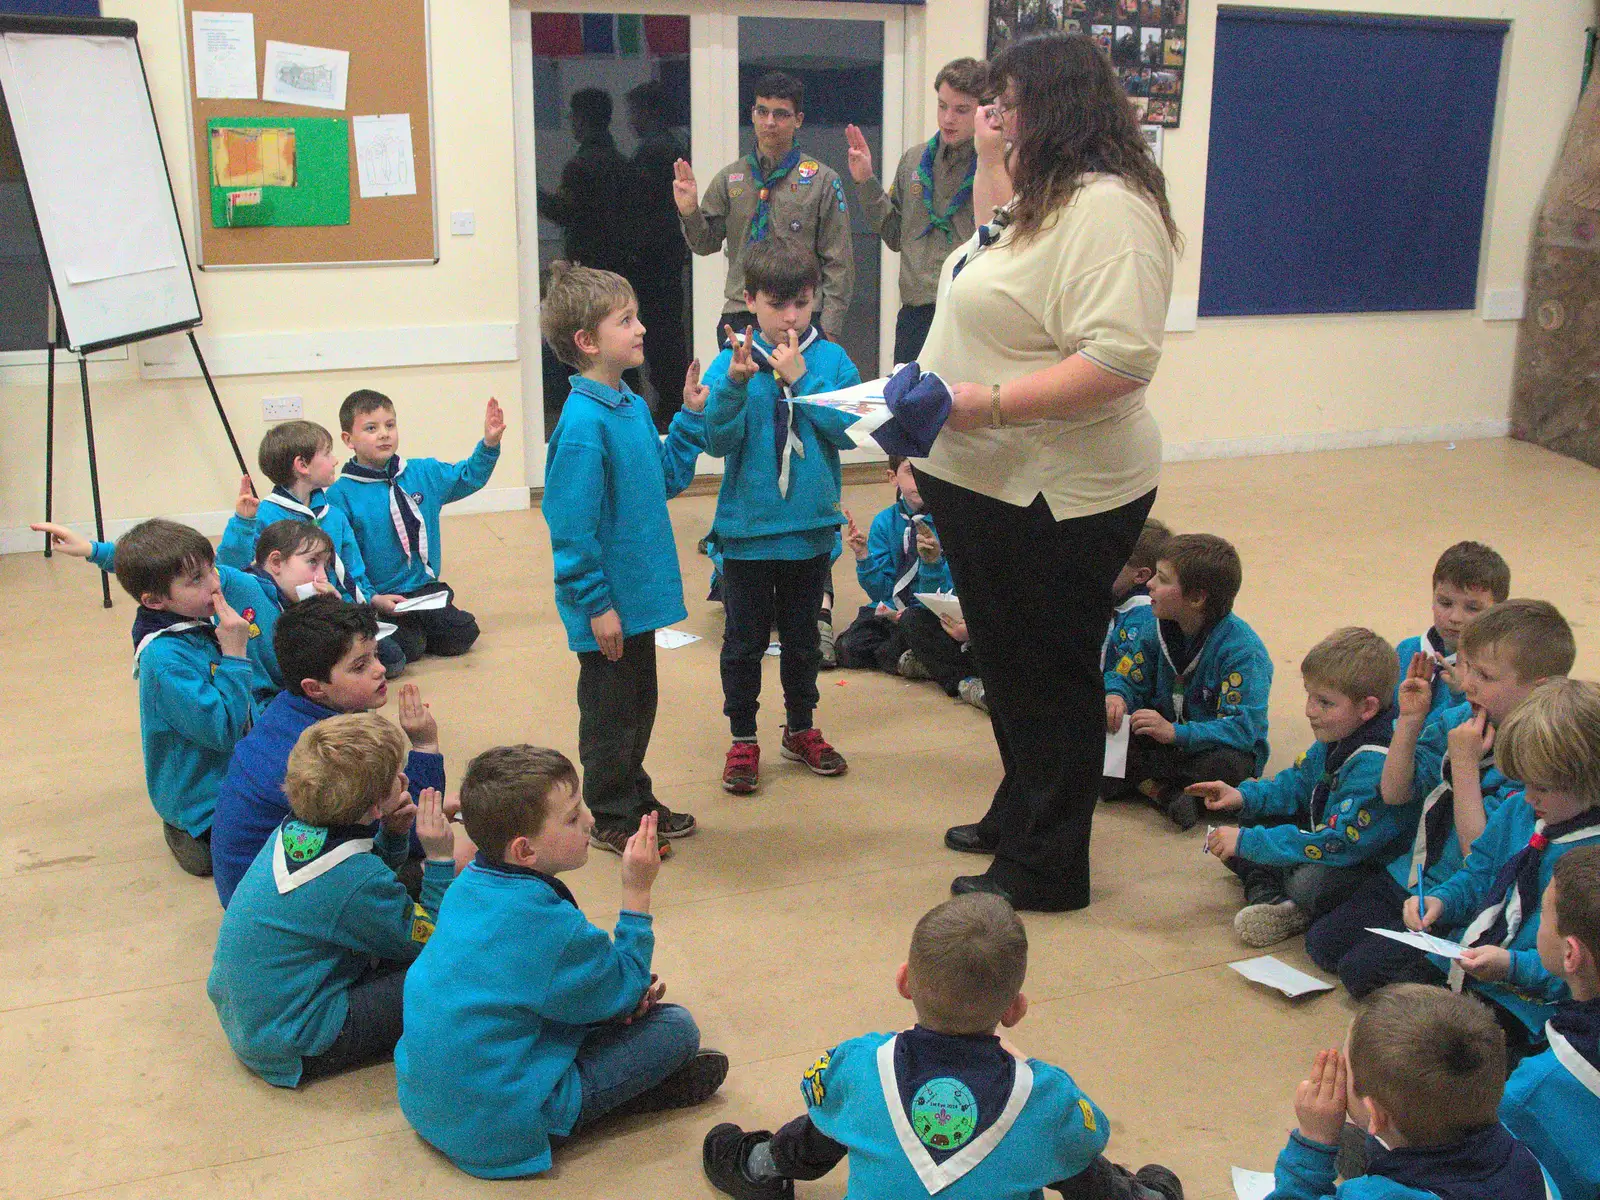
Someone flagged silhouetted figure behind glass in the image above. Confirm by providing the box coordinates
[627,81,691,431]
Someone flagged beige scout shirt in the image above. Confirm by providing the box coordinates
[856,137,977,308]
[916,174,1173,521]
[680,152,855,336]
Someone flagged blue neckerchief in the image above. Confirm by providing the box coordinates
[915,134,976,242]
[130,605,211,652]
[949,204,1012,280]
[892,497,929,610]
[267,486,362,598]
[893,1025,1014,1165]
[744,326,820,497]
[745,147,803,243]
[1309,709,1396,827]
[471,850,578,908]
[338,456,430,576]
[1366,1123,1547,1200]
[1549,996,1600,1072]
[244,565,288,613]
[1469,808,1600,951]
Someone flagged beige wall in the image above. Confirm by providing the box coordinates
[1,0,1588,546]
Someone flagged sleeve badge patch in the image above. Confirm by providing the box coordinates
[1078,1098,1097,1132]
[409,903,435,944]
[1304,844,1324,860]
[802,1049,832,1106]
[1227,672,1243,687]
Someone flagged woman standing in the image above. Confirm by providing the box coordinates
[914,34,1178,911]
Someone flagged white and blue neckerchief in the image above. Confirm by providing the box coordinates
[266,487,363,600]
[337,458,435,582]
[744,326,821,499]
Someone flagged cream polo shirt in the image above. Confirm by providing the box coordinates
[916,174,1173,521]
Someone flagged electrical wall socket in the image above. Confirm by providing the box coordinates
[263,395,303,421]
[450,210,476,236]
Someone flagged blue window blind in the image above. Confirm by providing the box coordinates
[1198,8,1507,317]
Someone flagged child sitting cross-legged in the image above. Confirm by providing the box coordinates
[1268,984,1559,1199]
[1197,628,1407,949]
[703,893,1182,1200]
[207,713,457,1087]
[1393,541,1509,720]
[396,746,727,1179]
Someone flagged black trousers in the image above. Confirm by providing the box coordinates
[576,631,659,828]
[893,302,937,365]
[299,961,409,1083]
[720,553,831,738]
[635,276,690,433]
[1120,735,1257,796]
[389,580,479,662]
[917,470,1155,908]
[1305,870,1441,996]
[836,604,972,695]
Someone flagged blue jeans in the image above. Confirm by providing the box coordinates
[573,1003,700,1127]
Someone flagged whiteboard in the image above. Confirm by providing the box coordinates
[0,26,201,352]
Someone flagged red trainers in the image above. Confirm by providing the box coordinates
[781,726,848,776]
[723,741,761,794]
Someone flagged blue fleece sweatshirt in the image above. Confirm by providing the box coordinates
[1395,629,1466,720]
[396,859,656,1178]
[210,690,445,907]
[1105,612,1274,773]
[327,440,500,596]
[1265,1125,1559,1200]
[255,488,374,603]
[543,376,706,653]
[1102,589,1155,672]
[856,498,953,607]
[1499,998,1600,1200]
[701,335,861,561]
[208,819,453,1086]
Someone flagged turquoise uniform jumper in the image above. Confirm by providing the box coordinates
[799,1030,1110,1199]
[1104,612,1274,773]
[1500,999,1600,1200]
[702,334,861,561]
[856,499,953,607]
[542,376,706,653]
[1264,1125,1559,1199]
[208,820,453,1087]
[395,860,655,1178]
[255,488,374,603]
[1395,630,1465,720]
[327,440,500,596]
[1101,589,1154,672]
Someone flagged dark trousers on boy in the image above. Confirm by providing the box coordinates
[1227,856,1385,922]
[389,581,480,662]
[836,604,972,695]
[1106,734,1256,827]
[577,631,660,833]
[721,554,830,736]
[1306,871,1442,996]
[299,961,409,1082]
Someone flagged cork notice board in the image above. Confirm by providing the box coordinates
[180,0,437,267]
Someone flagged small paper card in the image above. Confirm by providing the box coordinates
[654,628,701,650]
[914,592,963,621]
[294,581,318,600]
[1365,927,1467,959]
[1232,1165,1276,1200]
[1227,955,1336,998]
[393,592,450,613]
[376,621,398,640]
[1104,722,1130,779]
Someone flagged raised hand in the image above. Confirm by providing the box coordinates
[682,359,709,413]
[724,325,758,385]
[414,786,456,862]
[843,123,874,184]
[213,588,251,659]
[1294,1049,1350,1147]
[29,521,93,558]
[483,396,507,447]
[1188,780,1244,811]
[1448,708,1492,765]
[672,158,699,217]
[1396,652,1435,724]
[974,103,1007,163]
[843,509,869,560]
[619,811,663,911]
[234,475,259,520]
[769,328,807,386]
[914,523,943,564]
[397,682,439,750]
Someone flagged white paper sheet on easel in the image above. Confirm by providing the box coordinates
[914,592,963,622]
[1232,1165,1275,1200]
[393,591,449,613]
[191,12,257,99]
[262,40,349,110]
[654,628,700,649]
[353,113,417,197]
[1104,722,1130,778]
[1365,927,1466,959]
[1227,956,1335,998]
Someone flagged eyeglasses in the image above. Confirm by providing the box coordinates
[752,105,797,122]
[990,98,1017,120]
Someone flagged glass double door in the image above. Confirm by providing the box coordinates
[514,1,911,477]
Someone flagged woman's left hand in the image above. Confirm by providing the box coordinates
[944,383,993,432]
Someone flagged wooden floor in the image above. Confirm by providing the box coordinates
[4,437,1598,1200]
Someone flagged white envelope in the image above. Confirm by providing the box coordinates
[393,591,450,613]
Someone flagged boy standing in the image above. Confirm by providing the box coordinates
[208,714,456,1086]
[1307,599,1573,996]
[541,262,706,855]
[845,58,987,363]
[674,71,854,342]
[703,894,1182,1200]
[702,240,861,794]
[1394,541,1509,719]
[1500,845,1600,1200]
[1268,985,1557,1199]
[1103,533,1273,830]
[328,390,503,663]
[397,746,727,1178]
[1197,628,1404,948]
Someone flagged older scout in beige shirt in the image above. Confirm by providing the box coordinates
[855,137,977,308]
[917,174,1173,518]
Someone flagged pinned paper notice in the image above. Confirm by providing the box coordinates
[1366,927,1467,959]
[353,113,417,198]
[1232,1166,1275,1200]
[393,591,450,613]
[1104,722,1130,779]
[914,592,963,622]
[1227,956,1335,998]
[654,628,701,650]
[191,11,257,100]
[262,40,349,111]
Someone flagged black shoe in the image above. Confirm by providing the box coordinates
[163,823,213,877]
[703,1124,794,1200]
[1135,1164,1185,1200]
[1165,791,1202,831]
[952,871,1087,913]
[944,823,996,855]
[951,872,1015,903]
[612,1049,729,1119]
[645,802,697,839]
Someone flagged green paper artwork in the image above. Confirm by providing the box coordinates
[207,116,350,228]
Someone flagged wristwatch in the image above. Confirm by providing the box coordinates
[989,383,1003,429]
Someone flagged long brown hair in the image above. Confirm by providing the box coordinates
[989,34,1179,247]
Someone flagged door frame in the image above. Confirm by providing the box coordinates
[510,0,922,485]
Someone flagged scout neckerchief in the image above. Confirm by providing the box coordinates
[915,135,976,243]
[1404,741,1499,889]
[1419,626,1460,694]
[1101,590,1150,670]
[745,147,803,243]
[1308,710,1395,828]
[338,458,435,582]
[130,606,211,675]
[1155,618,1213,722]
[891,499,930,611]
[1449,808,1600,990]
[1546,997,1600,1100]
[949,202,1013,280]
[244,565,288,615]
[1366,1122,1551,1200]
[272,817,376,893]
[267,486,364,600]
[745,325,820,498]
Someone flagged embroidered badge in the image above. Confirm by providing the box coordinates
[242,607,256,623]
[790,219,802,232]
[1227,672,1243,687]
[1224,690,1241,705]
[729,186,745,198]
[911,1077,978,1150]
[1078,1098,1097,1132]
[411,492,423,503]
[1131,668,1145,683]
[1304,844,1324,861]
[796,160,820,181]
[210,662,218,676]
[1357,809,1372,827]
[801,1050,832,1105]
[1116,656,1134,676]
[409,902,436,944]
[729,172,746,183]
[1295,751,1307,767]
[832,178,846,212]
[1346,826,1362,842]
[247,622,260,638]
[1133,651,1145,664]
[909,179,922,196]
[282,820,327,862]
